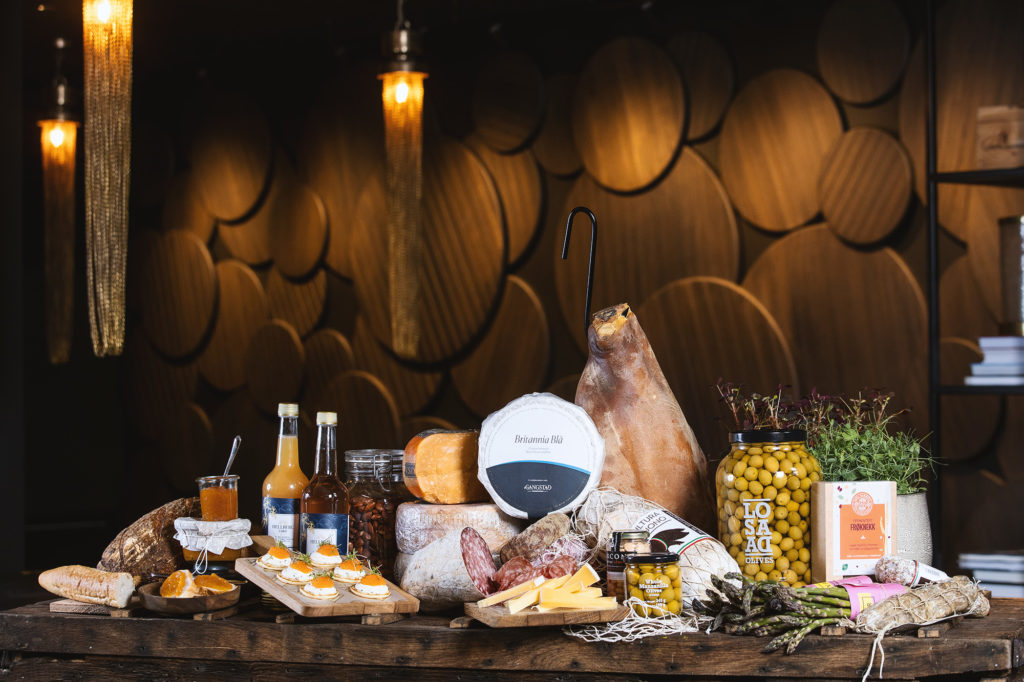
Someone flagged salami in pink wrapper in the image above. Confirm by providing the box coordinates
[843,582,907,618]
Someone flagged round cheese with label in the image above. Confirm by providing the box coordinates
[477,392,605,519]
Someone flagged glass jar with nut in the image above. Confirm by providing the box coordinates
[343,449,411,582]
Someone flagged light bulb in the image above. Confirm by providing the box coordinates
[48,126,65,148]
[395,80,409,104]
[95,0,111,23]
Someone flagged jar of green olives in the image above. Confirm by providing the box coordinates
[623,552,681,617]
[715,430,820,587]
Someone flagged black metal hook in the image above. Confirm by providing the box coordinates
[561,206,598,337]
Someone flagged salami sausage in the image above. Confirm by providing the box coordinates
[541,555,578,580]
[498,513,570,564]
[494,556,541,592]
[461,527,497,597]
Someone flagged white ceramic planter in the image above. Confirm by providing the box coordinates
[896,491,933,565]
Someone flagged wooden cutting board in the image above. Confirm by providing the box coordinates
[572,37,685,193]
[351,316,441,418]
[531,73,582,178]
[940,256,999,339]
[742,224,927,431]
[466,134,544,266]
[198,260,269,392]
[665,31,735,141]
[719,69,843,232]
[138,230,217,359]
[187,90,273,223]
[265,268,327,338]
[820,127,912,245]
[125,333,198,441]
[636,276,799,457]
[160,172,215,244]
[940,337,1002,461]
[303,328,355,404]
[816,0,909,105]
[898,0,1024,244]
[452,276,550,418]
[556,147,739,353]
[471,51,545,153]
[349,137,505,364]
[234,557,418,618]
[464,602,628,628]
[245,319,306,416]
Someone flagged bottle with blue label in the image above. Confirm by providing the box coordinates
[261,403,308,550]
[300,412,350,555]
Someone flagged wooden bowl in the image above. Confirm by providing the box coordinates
[137,581,241,615]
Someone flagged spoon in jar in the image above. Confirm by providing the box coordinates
[223,435,241,476]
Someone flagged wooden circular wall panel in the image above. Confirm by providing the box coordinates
[471,51,545,153]
[265,268,327,338]
[531,73,582,177]
[156,402,214,495]
[545,374,581,404]
[665,31,735,141]
[898,0,1024,244]
[965,188,1024,319]
[303,328,356,406]
[466,134,544,266]
[719,69,843,231]
[245,319,306,415]
[349,137,505,364]
[572,37,686,193]
[401,416,459,445]
[636,277,799,457]
[188,91,273,223]
[351,316,442,417]
[742,225,927,413]
[125,334,198,441]
[212,391,279,522]
[940,337,1002,461]
[819,127,912,245]
[161,172,215,244]
[556,147,739,352]
[940,256,999,339]
[198,260,269,391]
[139,230,217,359]
[816,0,910,105]
[314,371,402,452]
[452,276,550,418]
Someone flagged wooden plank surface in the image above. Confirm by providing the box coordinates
[2,599,1021,678]
[464,602,628,628]
[234,557,418,617]
[719,69,843,231]
[816,0,909,105]
[572,37,685,193]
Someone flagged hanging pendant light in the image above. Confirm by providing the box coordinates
[38,37,79,364]
[380,0,427,359]
[82,0,132,356]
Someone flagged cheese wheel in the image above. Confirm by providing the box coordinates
[403,429,489,505]
[395,501,525,555]
[400,527,496,611]
[393,551,413,584]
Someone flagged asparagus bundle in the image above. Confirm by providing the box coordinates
[690,573,853,654]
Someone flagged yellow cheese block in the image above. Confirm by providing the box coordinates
[561,563,600,593]
[477,576,545,608]
[507,575,570,614]
[537,596,619,610]
[403,430,488,504]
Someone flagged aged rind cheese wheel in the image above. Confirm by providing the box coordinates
[403,430,488,505]
[395,501,526,555]
[478,393,605,520]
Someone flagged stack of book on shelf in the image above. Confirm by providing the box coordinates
[958,550,1024,598]
[965,336,1024,386]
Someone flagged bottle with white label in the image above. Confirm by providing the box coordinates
[261,403,308,550]
[299,412,350,555]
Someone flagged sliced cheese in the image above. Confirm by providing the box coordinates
[478,393,605,519]
[537,595,618,610]
[395,501,525,554]
[477,575,545,608]
[507,586,542,614]
[561,563,600,593]
[403,430,488,505]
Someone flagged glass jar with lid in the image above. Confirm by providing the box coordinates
[344,449,412,581]
[715,429,820,587]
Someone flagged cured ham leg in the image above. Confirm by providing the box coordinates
[575,303,714,531]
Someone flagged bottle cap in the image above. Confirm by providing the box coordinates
[316,411,338,425]
[278,403,299,417]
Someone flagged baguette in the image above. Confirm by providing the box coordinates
[39,565,135,608]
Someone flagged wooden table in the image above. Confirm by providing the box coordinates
[0,598,1021,680]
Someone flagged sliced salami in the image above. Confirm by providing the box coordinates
[461,527,497,597]
[531,535,590,568]
[494,556,541,592]
[541,554,578,580]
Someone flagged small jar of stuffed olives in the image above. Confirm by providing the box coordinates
[623,552,681,617]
